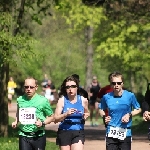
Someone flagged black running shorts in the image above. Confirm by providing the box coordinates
[56,130,85,146]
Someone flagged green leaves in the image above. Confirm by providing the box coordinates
[55,0,106,31]
[31,14,42,25]
[95,8,150,86]
[0,12,37,70]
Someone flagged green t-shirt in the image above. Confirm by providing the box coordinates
[17,93,53,137]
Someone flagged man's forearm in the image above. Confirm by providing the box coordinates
[44,114,55,124]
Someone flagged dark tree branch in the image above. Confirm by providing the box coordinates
[13,0,25,36]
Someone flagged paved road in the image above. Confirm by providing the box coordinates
[9,103,150,150]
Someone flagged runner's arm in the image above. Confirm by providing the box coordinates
[122,108,141,123]
[35,114,55,127]
[44,114,55,124]
[54,97,67,122]
[130,108,141,116]
[83,97,89,120]
[12,106,19,128]
[99,109,105,117]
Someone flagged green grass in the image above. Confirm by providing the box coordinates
[0,138,19,150]
[46,142,59,150]
[132,114,149,135]
[0,137,59,150]
[0,117,59,150]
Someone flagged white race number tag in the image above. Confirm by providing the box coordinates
[108,126,127,140]
[19,108,36,124]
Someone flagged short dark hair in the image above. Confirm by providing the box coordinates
[72,74,80,81]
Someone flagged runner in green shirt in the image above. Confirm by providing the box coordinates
[12,77,54,150]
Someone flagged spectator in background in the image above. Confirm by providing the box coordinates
[8,77,17,107]
[43,79,57,105]
[89,76,101,126]
[41,74,49,96]
[97,73,113,120]
[41,74,48,87]
[72,74,89,101]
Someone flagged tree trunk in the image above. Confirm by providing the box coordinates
[130,71,136,93]
[0,63,9,137]
[139,74,143,94]
[84,26,94,91]
[13,0,25,36]
[0,0,11,137]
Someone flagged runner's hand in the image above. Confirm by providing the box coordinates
[121,113,130,123]
[105,116,111,124]
[12,121,17,128]
[67,108,77,116]
[35,119,43,127]
[83,112,89,120]
[143,111,150,121]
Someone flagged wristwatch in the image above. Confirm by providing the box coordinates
[41,121,46,127]
[129,113,132,118]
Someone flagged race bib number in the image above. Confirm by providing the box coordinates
[19,108,36,124]
[108,126,127,140]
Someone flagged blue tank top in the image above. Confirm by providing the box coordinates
[58,95,84,130]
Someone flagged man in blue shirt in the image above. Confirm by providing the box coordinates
[99,71,141,150]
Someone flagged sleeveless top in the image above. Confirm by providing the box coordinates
[58,95,84,130]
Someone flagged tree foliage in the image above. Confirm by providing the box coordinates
[0,0,51,136]
[94,0,150,91]
[55,0,106,31]
[1,0,150,136]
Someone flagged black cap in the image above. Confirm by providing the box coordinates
[72,74,80,81]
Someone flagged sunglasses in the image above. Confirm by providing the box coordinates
[65,85,77,89]
[111,82,122,85]
[24,86,36,89]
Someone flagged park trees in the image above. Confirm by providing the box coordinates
[0,0,35,136]
[54,0,106,89]
[1,0,150,136]
[53,0,150,93]
[95,0,150,92]
[0,0,53,136]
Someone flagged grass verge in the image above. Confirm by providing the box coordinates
[0,117,59,150]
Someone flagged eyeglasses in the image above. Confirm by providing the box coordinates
[111,82,122,85]
[65,85,77,89]
[24,86,36,89]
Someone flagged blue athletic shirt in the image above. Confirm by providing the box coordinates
[99,90,140,137]
[58,95,84,130]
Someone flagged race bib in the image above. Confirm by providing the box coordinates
[19,108,36,124]
[108,126,127,140]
